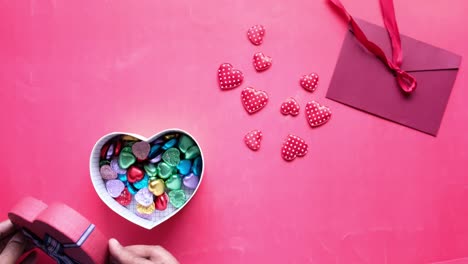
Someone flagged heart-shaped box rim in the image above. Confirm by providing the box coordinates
[89,129,204,229]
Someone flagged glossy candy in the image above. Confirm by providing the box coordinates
[106,180,125,198]
[133,174,149,190]
[300,73,319,92]
[305,101,332,127]
[148,179,165,196]
[113,140,122,156]
[115,187,131,206]
[165,175,182,191]
[99,160,110,167]
[185,145,200,159]
[218,63,244,90]
[122,135,139,141]
[144,163,157,177]
[244,130,262,151]
[281,134,308,161]
[126,182,138,195]
[247,25,266,45]
[100,165,117,180]
[127,166,144,183]
[280,97,300,116]
[121,146,132,153]
[157,162,174,179]
[241,86,269,114]
[135,188,154,207]
[100,141,111,160]
[106,144,114,159]
[183,173,199,189]
[119,152,136,169]
[192,157,202,176]
[162,148,180,166]
[111,158,127,174]
[149,154,162,164]
[168,190,186,208]
[155,193,169,211]
[136,202,155,214]
[177,160,192,175]
[162,138,177,150]
[148,144,162,159]
[132,141,150,160]
[253,52,272,71]
[118,174,127,183]
[178,135,195,153]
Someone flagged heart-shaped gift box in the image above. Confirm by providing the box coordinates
[89,129,204,229]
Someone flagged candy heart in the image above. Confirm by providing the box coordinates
[118,173,127,183]
[136,202,155,214]
[244,130,262,151]
[241,87,269,114]
[178,135,195,153]
[183,173,200,189]
[127,166,144,183]
[106,180,125,198]
[305,101,332,127]
[192,156,202,176]
[162,148,181,166]
[133,173,149,190]
[253,52,272,71]
[115,187,131,206]
[100,165,117,180]
[280,97,300,116]
[155,193,169,211]
[157,162,174,179]
[247,24,265,45]
[135,188,154,207]
[165,175,182,191]
[300,73,319,92]
[132,141,150,160]
[149,179,165,196]
[177,160,192,175]
[148,144,162,159]
[126,182,138,195]
[218,63,244,90]
[119,152,136,169]
[162,138,178,150]
[149,154,162,164]
[281,134,308,161]
[144,163,157,177]
[168,190,186,208]
[185,145,200,159]
[111,158,127,174]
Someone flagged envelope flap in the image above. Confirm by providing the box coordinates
[355,19,462,71]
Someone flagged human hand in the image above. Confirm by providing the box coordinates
[0,219,35,264]
[109,238,179,264]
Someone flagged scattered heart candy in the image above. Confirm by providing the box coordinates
[281,134,308,161]
[127,165,144,183]
[300,73,319,92]
[218,63,244,90]
[241,87,269,114]
[135,188,154,207]
[115,187,131,206]
[132,141,150,160]
[244,130,263,151]
[148,179,165,196]
[106,180,125,198]
[305,101,332,127]
[169,190,187,208]
[100,165,117,180]
[183,173,200,189]
[253,52,272,71]
[155,193,169,211]
[280,97,300,116]
[247,25,265,45]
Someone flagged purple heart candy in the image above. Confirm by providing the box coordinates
[100,165,117,180]
[183,173,199,189]
[111,158,127,174]
[106,180,125,198]
[135,188,154,207]
[149,154,162,164]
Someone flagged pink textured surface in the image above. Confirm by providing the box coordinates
[1,0,468,263]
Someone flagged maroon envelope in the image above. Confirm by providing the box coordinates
[327,19,462,136]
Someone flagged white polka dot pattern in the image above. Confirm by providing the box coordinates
[305,101,332,127]
[281,134,308,161]
[247,25,266,46]
[241,87,269,114]
[280,97,300,116]
[218,63,244,90]
[300,73,319,92]
[244,129,262,151]
[253,52,272,71]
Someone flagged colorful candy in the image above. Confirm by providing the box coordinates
[98,132,202,220]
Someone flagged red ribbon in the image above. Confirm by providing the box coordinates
[329,0,417,93]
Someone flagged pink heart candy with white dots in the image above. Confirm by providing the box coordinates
[244,130,263,151]
[300,73,319,92]
[281,134,308,161]
[247,25,266,45]
[305,101,332,127]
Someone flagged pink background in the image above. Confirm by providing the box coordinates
[1,0,468,263]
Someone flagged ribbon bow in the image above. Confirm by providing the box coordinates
[22,224,95,264]
[329,0,417,93]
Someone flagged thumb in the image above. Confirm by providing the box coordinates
[108,238,152,264]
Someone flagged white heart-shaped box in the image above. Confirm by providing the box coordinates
[89,129,204,229]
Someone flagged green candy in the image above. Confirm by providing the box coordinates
[162,148,181,166]
[119,152,136,169]
[99,160,110,167]
[121,146,133,153]
[165,175,182,190]
[149,175,158,182]
[144,163,157,177]
[178,135,195,153]
[168,190,186,208]
[185,145,200,159]
[157,162,174,179]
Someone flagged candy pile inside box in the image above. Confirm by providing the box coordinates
[98,133,202,220]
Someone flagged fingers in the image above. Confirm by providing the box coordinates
[125,245,179,264]
[108,238,153,264]
[0,220,15,240]
[0,232,26,264]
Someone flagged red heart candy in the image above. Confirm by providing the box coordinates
[253,52,272,71]
[280,97,300,116]
[305,101,332,127]
[300,73,319,92]
[244,130,263,151]
[127,166,144,183]
[115,187,132,206]
[281,134,308,161]
[247,25,265,45]
[155,193,169,211]
[218,63,244,90]
[241,87,269,114]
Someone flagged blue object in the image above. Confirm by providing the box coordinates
[126,182,138,195]
[118,173,128,183]
[133,174,149,189]
[177,159,192,176]
[148,144,162,159]
[162,138,177,150]
[192,156,202,176]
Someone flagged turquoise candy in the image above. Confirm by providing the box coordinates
[192,156,202,176]
[148,144,162,159]
[177,160,192,176]
[126,182,138,195]
[162,148,181,166]
[121,146,133,153]
[119,151,136,169]
[133,174,149,190]
[178,135,195,153]
[168,190,186,208]
[118,174,128,183]
[157,162,174,179]
[165,175,182,190]
[144,163,158,177]
[185,145,200,159]
[162,138,178,150]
